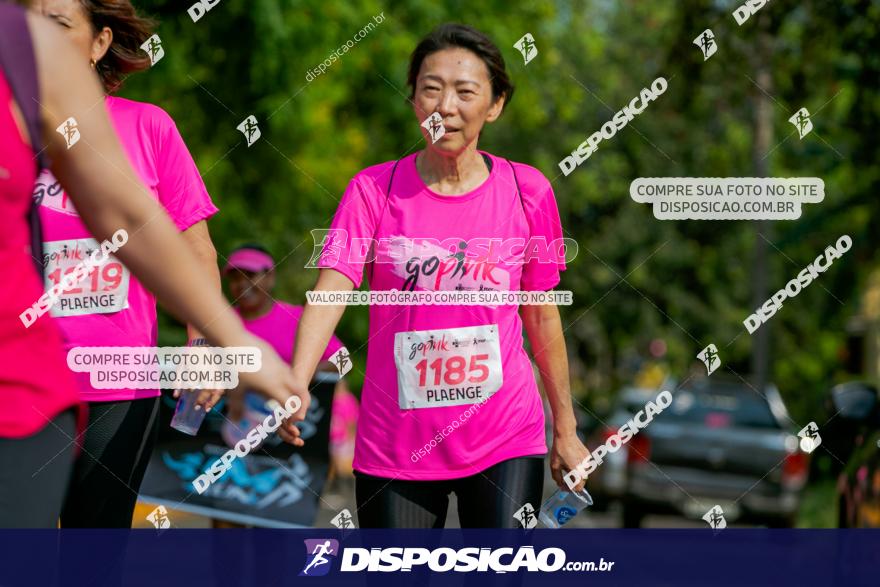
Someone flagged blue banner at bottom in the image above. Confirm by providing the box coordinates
[1,529,877,586]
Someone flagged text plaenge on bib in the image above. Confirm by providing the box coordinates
[395,324,503,409]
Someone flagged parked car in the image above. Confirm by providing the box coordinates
[585,377,808,527]
[829,382,880,528]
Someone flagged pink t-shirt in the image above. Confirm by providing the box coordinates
[330,388,359,450]
[236,301,343,364]
[1,70,80,438]
[35,96,218,403]
[317,151,565,480]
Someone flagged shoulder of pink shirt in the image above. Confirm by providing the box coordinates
[350,158,402,193]
[105,95,179,137]
[504,157,554,199]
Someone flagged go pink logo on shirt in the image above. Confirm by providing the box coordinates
[33,169,78,216]
[308,229,577,270]
[385,237,512,292]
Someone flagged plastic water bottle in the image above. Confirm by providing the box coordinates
[170,390,208,435]
[539,488,593,528]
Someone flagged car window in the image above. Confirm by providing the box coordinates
[659,384,780,429]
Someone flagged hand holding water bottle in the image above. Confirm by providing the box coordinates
[170,338,221,435]
[550,430,591,492]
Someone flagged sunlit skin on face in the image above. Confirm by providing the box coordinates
[226,269,275,318]
[413,47,505,158]
[33,0,113,66]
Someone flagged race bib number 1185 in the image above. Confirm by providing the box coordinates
[394,324,503,409]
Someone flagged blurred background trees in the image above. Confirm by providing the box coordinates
[126,0,878,433]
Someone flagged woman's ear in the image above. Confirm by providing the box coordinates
[91,26,112,63]
[485,94,506,123]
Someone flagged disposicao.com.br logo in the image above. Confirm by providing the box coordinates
[298,539,613,575]
[300,539,340,577]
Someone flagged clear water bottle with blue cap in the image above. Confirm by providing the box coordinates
[539,488,593,528]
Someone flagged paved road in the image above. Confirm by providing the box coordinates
[133,460,741,529]
[312,460,719,529]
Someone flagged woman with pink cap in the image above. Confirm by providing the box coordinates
[222,243,348,429]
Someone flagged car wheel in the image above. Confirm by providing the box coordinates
[621,501,645,528]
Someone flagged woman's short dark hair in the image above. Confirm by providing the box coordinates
[80,0,156,93]
[407,23,514,111]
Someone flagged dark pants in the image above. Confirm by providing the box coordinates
[0,408,76,527]
[60,396,160,528]
[355,455,545,528]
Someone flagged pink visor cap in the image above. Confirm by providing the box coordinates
[223,248,275,274]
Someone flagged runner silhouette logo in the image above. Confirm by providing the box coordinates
[300,539,339,577]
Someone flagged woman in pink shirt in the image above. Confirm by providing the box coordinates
[290,24,591,527]
[221,243,346,426]
[0,2,304,527]
[30,0,223,527]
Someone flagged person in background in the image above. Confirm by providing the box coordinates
[290,23,591,528]
[0,1,304,528]
[223,243,346,380]
[328,383,359,490]
[30,0,224,528]
[215,243,349,527]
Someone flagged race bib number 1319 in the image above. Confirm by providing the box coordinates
[43,238,130,317]
[394,324,503,409]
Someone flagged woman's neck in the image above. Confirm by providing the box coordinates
[416,147,488,195]
[239,298,274,320]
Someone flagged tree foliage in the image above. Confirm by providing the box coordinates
[125,0,879,424]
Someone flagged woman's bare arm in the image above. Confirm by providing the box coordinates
[291,269,354,384]
[180,220,222,342]
[521,303,590,491]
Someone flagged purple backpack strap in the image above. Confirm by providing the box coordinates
[0,2,47,170]
[0,1,47,277]
[505,158,526,218]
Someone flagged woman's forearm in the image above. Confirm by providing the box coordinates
[522,304,578,436]
[181,221,222,341]
[70,189,242,347]
[291,269,354,382]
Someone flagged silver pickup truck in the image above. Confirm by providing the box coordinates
[585,377,808,527]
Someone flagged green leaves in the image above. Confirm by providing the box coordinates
[136,1,876,418]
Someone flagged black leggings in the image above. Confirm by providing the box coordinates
[355,456,544,528]
[60,396,159,528]
[0,409,76,527]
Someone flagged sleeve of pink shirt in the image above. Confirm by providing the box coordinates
[515,163,567,291]
[151,107,218,230]
[316,163,395,288]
